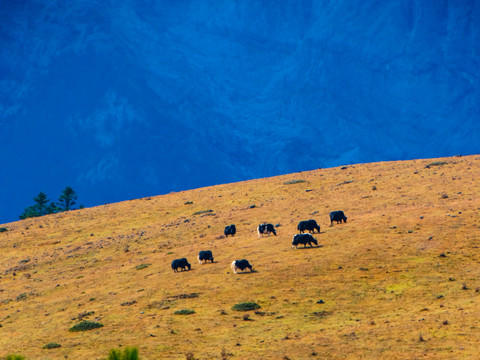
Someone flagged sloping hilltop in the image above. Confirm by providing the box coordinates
[1,155,479,359]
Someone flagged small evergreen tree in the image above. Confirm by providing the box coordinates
[19,187,80,219]
[19,205,39,219]
[47,201,61,214]
[58,186,78,211]
[20,192,51,219]
[33,192,50,216]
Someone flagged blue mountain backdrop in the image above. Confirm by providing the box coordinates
[1,1,479,223]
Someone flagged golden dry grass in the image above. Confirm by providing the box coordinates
[0,155,479,359]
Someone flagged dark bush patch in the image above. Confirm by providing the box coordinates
[16,293,27,301]
[283,179,306,185]
[72,311,95,321]
[121,300,137,306]
[69,320,104,332]
[135,263,151,270]
[185,352,195,360]
[184,201,193,205]
[43,342,61,349]
[0,227,8,233]
[174,309,195,315]
[312,311,333,318]
[193,209,213,215]
[243,314,253,321]
[337,180,354,186]
[425,161,448,168]
[147,300,173,310]
[221,348,233,360]
[232,302,260,312]
[169,293,200,300]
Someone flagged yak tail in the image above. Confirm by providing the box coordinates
[231,260,237,274]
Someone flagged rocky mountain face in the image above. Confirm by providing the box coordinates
[1,1,479,223]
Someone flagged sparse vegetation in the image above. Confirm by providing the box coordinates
[0,227,7,233]
[69,320,104,332]
[232,302,260,311]
[42,342,61,349]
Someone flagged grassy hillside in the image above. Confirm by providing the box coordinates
[1,155,479,359]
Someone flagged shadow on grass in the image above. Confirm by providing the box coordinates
[174,268,195,273]
[234,269,258,274]
[294,245,324,250]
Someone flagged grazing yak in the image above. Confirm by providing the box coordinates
[231,259,253,274]
[330,210,347,225]
[257,223,276,237]
[292,233,318,249]
[224,224,236,237]
[171,258,191,272]
[197,250,214,264]
[297,219,320,233]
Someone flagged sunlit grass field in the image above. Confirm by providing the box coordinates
[1,155,479,359]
